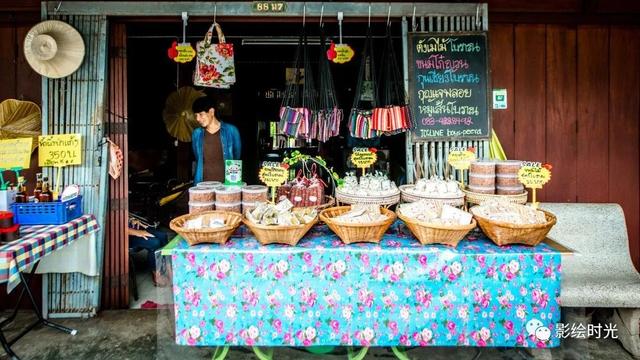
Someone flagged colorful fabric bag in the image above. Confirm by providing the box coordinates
[193,23,236,88]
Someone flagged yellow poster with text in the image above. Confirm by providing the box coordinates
[38,134,82,167]
[0,138,32,169]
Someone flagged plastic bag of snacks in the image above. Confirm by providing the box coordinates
[277,167,326,207]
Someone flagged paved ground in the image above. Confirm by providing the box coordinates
[0,309,635,360]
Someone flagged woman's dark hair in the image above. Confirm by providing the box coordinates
[192,96,217,114]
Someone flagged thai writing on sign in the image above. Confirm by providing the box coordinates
[518,162,552,189]
[409,33,490,140]
[259,162,288,187]
[38,134,82,167]
[350,148,377,169]
[447,147,476,170]
[174,44,196,63]
[0,138,32,169]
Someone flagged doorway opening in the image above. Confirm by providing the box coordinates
[119,18,406,307]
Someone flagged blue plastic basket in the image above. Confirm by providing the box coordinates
[11,195,83,225]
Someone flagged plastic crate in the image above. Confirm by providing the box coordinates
[11,195,83,225]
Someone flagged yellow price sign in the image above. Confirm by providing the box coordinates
[351,148,377,168]
[259,163,289,187]
[259,162,289,203]
[0,138,32,169]
[332,44,355,64]
[518,163,552,189]
[518,162,552,209]
[174,43,196,63]
[447,149,476,170]
[38,134,82,167]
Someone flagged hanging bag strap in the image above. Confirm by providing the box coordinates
[204,22,227,47]
[352,26,378,110]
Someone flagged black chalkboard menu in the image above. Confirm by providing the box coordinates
[408,32,490,141]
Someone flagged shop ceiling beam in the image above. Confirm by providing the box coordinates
[43,1,487,20]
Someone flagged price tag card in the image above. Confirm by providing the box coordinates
[174,43,196,63]
[0,138,32,169]
[331,44,355,64]
[447,147,476,170]
[259,161,289,187]
[350,148,377,169]
[518,162,552,189]
[38,134,82,167]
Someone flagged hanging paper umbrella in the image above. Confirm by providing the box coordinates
[162,86,205,142]
[0,99,41,151]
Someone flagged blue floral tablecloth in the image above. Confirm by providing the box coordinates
[163,222,561,348]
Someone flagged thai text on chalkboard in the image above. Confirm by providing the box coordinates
[408,32,490,141]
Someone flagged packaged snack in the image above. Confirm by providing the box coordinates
[189,201,214,214]
[189,186,216,203]
[215,186,242,204]
[196,181,222,188]
[242,185,269,203]
[469,161,496,175]
[468,184,495,194]
[469,173,496,187]
[215,202,242,213]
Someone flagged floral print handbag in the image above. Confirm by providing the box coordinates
[193,22,236,88]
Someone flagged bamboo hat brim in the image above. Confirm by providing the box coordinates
[23,20,85,79]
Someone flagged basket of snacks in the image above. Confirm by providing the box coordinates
[169,210,243,246]
[243,199,318,246]
[470,201,557,246]
[335,172,400,207]
[463,188,528,206]
[399,177,465,207]
[319,205,396,244]
[397,200,476,247]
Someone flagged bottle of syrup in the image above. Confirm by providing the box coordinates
[33,173,43,201]
[39,177,53,203]
[15,177,28,203]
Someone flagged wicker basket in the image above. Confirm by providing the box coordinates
[169,211,242,246]
[397,211,476,247]
[319,206,397,244]
[335,188,401,208]
[243,217,318,246]
[470,207,557,246]
[399,184,465,207]
[298,195,335,211]
[463,188,528,205]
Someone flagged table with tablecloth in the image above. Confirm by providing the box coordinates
[0,214,99,293]
[163,222,561,349]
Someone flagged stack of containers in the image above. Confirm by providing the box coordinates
[496,160,524,195]
[0,211,19,243]
[469,161,496,194]
[215,186,243,213]
[241,185,268,213]
[188,187,216,214]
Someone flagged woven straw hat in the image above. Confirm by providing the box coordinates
[163,86,205,142]
[23,20,85,79]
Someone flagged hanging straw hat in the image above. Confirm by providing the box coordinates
[162,86,205,142]
[23,20,85,79]
[0,99,42,151]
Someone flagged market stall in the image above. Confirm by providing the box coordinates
[163,222,561,351]
[0,214,99,359]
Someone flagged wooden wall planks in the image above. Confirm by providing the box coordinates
[577,26,609,203]
[545,25,577,202]
[103,22,130,309]
[609,27,640,270]
[489,24,515,158]
[514,24,547,201]
[491,24,640,269]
